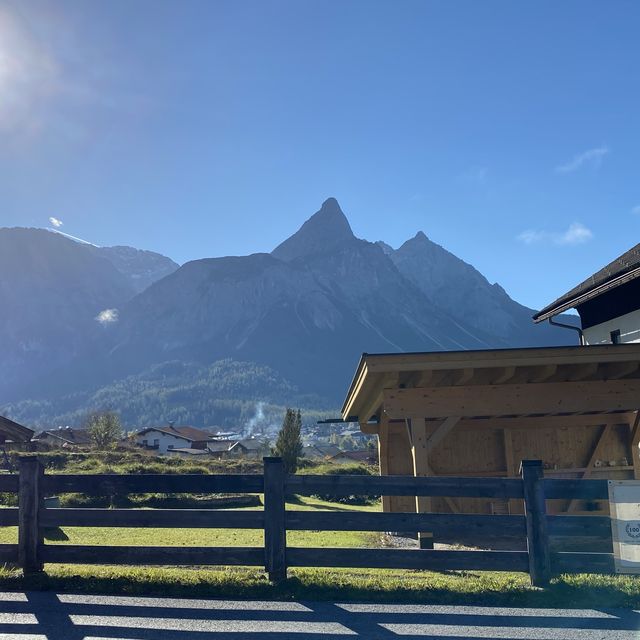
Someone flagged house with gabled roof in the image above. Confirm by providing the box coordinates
[33,426,92,448]
[135,424,215,454]
[227,438,268,458]
[534,242,640,345]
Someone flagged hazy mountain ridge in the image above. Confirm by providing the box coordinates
[91,245,179,294]
[0,200,573,426]
[2,359,331,430]
[381,231,552,344]
[0,228,135,400]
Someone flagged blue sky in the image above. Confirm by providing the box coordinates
[1,0,638,310]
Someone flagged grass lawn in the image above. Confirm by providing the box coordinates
[0,496,380,548]
[2,495,640,607]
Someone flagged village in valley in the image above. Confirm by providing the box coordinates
[19,419,377,466]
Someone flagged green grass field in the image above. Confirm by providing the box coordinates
[0,495,380,548]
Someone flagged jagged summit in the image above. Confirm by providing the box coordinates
[272,197,355,262]
[399,230,432,250]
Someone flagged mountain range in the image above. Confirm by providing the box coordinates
[0,199,573,428]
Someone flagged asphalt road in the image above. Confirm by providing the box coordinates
[1,591,639,639]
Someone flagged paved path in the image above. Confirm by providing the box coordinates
[1,592,640,639]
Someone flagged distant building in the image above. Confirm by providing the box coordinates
[33,427,92,448]
[227,438,267,458]
[135,425,215,454]
[534,243,640,345]
[207,441,235,457]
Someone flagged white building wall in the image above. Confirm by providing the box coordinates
[135,430,190,453]
[583,309,640,345]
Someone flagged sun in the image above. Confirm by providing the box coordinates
[0,6,57,131]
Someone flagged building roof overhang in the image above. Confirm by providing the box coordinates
[0,415,35,443]
[341,344,640,426]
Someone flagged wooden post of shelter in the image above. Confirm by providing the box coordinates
[18,456,44,574]
[263,456,287,583]
[520,459,551,587]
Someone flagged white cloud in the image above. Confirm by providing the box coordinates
[95,309,119,325]
[517,222,593,246]
[559,222,593,245]
[48,216,63,228]
[555,146,609,173]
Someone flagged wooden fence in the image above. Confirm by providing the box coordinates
[0,456,617,586]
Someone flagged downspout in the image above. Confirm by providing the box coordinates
[548,315,584,346]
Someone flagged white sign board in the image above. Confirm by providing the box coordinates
[608,480,640,574]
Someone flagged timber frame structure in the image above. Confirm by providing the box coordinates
[342,344,640,523]
[0,415,33,445]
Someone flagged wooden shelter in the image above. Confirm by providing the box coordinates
[341,344,640,520]
[0,415,34,445]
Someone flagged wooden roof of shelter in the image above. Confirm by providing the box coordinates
[342,344,640,429]
[0,415,35,443]
[534,242,640,322]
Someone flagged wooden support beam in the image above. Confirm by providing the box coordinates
[383,379,640,420]
[425,416,461,451]
[408,419,433,548]
[567,424,612,513]
[409,419,460,519]
[359,422,379,435]
[378,417,391,512]
[455,413,636,431]
[452,368,475,386]
[604,362,640,380]
[567,363,599,382]
[527,365,557,383]
[493,366,516,385]
[503,428,516,513]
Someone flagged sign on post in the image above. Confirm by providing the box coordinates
[609,480,640,574]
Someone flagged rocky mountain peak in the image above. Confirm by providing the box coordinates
[400,230,432,252]
[272,197,355,262]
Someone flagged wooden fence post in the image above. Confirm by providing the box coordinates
[18,456,44,574]
[263,456,286,582]
[520,459,551,587]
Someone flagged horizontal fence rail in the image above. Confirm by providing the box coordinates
[42,473,264,495]
[0,456,622,586]
[287,548,530,572]
[40,545,265,566]
[0,475,18,492]
[40,508,265,529]
[543,479,609,500]
[286,511,526,537]
[0,508,18,526]
[286,474,524,498]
